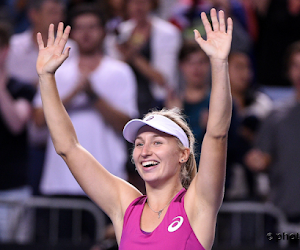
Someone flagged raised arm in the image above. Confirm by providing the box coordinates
[36,22,141,242]
[184,8,232,250]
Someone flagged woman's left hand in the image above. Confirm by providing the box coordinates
[194,8,233,61]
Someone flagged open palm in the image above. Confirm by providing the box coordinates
[194,8,233,60]
[36,22,71,76]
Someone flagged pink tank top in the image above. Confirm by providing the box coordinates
[119,188,206,250]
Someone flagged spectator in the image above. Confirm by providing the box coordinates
[0,21,36,243]
[166,40,239,179]
[101,0,126,31]
[246,40,300,222]
[253,0,300,87]
[156,0,178,20]
[7,0,75,85]
[107,0,182,117]
[33,3,138,240]
[102,0,127,59]
[0,0,31,33]
[6,0,78,195]
[226,51,273,200]
[166,40,211,159]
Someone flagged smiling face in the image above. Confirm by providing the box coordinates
[132,126,185,187]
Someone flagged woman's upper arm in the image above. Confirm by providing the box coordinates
[62,143,142,221]
[186,133,227,213]
[184,134,227,250]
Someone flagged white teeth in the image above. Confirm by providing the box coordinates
[142,161,159,167]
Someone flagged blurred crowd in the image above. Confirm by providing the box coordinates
[1,0,300,247]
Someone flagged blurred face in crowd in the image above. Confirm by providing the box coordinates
[228,52,252,94]
[30,0,65,33]
[109,0,124,12]
[126,0,152,21]
[71,13,104,54]
[180,50,210,88]
[288,52,300,93]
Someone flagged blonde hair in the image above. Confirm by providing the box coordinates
[143,108,197,189]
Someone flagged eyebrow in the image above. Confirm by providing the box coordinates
[135,134,164,141]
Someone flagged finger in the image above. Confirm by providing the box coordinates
[56,46,71,66]
[36,32,44,50]
[47,24,55,47]
[57,25,71,54]
[227,17,233,36]
[62,46,71,60]
[54,22,64,46]
[201,11,212,34]
[219,10,226,33]
[194,29,205,47]
[194,29,202,42]
[210,8,219,31]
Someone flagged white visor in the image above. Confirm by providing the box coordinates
[123,115,189,148]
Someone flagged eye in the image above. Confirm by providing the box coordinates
[135,142,143,147]
[154,141,162,145]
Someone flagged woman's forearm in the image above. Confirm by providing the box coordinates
[39,73,78,155]
[206,58,232,137]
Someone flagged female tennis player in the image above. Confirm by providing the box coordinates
[36,8,232,250]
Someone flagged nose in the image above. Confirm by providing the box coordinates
[141,142,152,157]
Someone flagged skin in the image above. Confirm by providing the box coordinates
[34,13,130,132]
[36,8,232,250]
[133,126,186,189]
[245,51,300,172]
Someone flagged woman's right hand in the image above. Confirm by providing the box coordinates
[36,22,71,76]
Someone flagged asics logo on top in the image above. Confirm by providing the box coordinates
[145,116,154,121]
[168,216,184,232]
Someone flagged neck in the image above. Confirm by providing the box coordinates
[145,182,183,211]
[185,82,208,103]
[79,52,102,74]
[79,48,102,57]
[135,17,149,27]
[231,90,246,111]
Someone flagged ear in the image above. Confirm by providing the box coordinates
[179,147,190,163]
